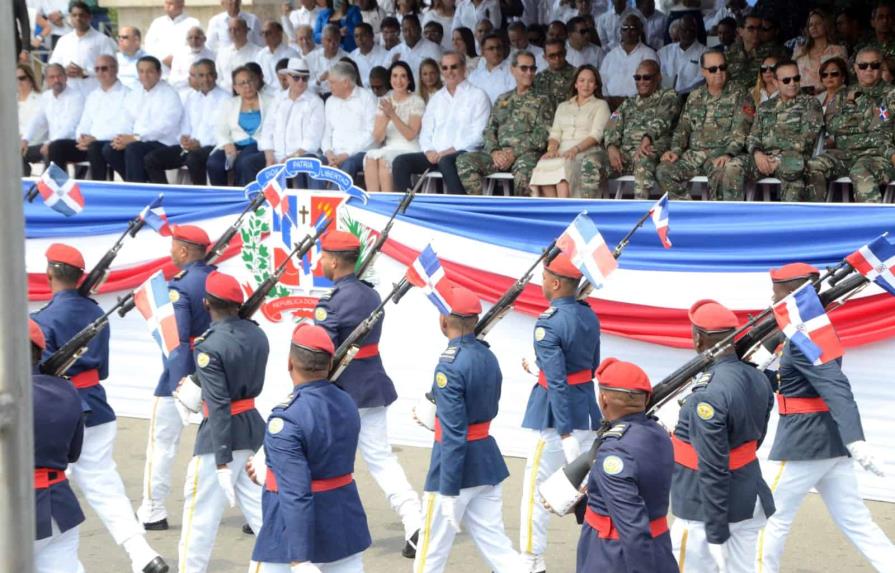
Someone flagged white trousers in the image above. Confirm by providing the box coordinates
[518,428,595,560]
[178,450,264,573]
[413,485,524,573]
[247,552,365,572]
[670,499,766,573]
[139,396,186,523]
[757,457,895,573]
[357,406,421,538]
[34,520,84,573]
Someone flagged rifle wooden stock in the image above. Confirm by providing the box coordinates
[205,191,267,264]
[355,173,425,278]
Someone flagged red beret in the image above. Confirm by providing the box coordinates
[770,262,820,283]
[689,299,739,331]
[46,243,85,270]
[321,231,360,252]
[291,322,335,355]
[172,224,211,246]
[29,319,46,350]
[445,282,482,316]
[545,253,583,280]
[596,357,651,393]
[205,271,244,304]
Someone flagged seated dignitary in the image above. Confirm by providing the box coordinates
[48,1,116,97]
[577,358,676,573]
[389,15,443,80]
[103,56,184,183]
[21,63,85,177]
[456,50,553,196]
[393,51,491,195]
[565,16,604,68]
[602,59,680,199]
[206,0,263,52]
[657,14,706,93]
[599,13,658,101]
[257,20,298,91]
[116,26,147,91]
[308,24,349,95]
[144,0,201,76]
[169,26,217,92]
[467,33,515,104]
[247,323,372,572]
[216,17,262,93]
[145,59,230,185]
[351,22,390,88]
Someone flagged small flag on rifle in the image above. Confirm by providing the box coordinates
[262,165,287,211]
[133,271,180,357]
[650,192,672,249]
[139,194,171,236]
[37,162,85,217]
[405,244,452,315]
[556,212,618,289]
[846,233,895,297]
[772,283,843,365]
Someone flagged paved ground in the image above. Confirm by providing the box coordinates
[77,417,895,572]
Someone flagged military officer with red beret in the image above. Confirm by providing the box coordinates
[313,230,421,557]
[758,263,895,572]
[669,299,775,573]
[176,271,268,573]
[519,253,601,573]
[578,358,676,573]
[139,224,216,531]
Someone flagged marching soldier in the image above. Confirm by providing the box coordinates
[413,282,524,573]
[248,323,372,572]
[578,358,676,573]
[669,300,775,573]
[519,253,601,573]
[757,263,895,572]
[176,271,267,572]
[138,225,215,531]
[30,318,87,573]
[32,244,168,573]
[314,231,421,557]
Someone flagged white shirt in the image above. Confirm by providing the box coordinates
[260,90,325,160]
[597,8,644,52]
[116,49,147,91]
[18,92,45,141]
[643,10,668,50]
[23,86,84,143]
[281,6,322,43]
[658,41,706,93]
[453,0,501,32]
[350,44,390,87]
[420,80,491,152]
[600,42,658,97]
[76,81,132,140]
[180,86,230,147]
[206,10,263,52]
[39,0,71,36]
[124,80,184,146]
[322,86,378,155]
[49,28,117,97]
[216,42,262,93]
[169,45,217,92]
[422,10,455,50]
[566,43,604,68]
[388,38,442,83]
[307,47,348,93]
[257,43,299,87]
[144,12,201,71]
[468,59,515,104]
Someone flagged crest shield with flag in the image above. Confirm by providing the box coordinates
[650,192,672,249]
[36,162,85,217]
[556,212,618,289]
[773,283,844,365]
[133,270,179,357]
[846,233,895,297]
[405,244,452,315]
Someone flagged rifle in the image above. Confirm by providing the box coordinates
[205,191,268,264]
[239,217,333,319]
[329,278,414,381]
[355,171,426,279]
[78,207,153,297]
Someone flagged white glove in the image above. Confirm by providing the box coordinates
[440,495,461,533]
[707,542,728,572]
[290,563,322,573]
[847,440,886,477]
[246,447,267,486]
[174,399,193,427]
[561,436,581,464]
[216,467,236,507]
[173,375,202,426]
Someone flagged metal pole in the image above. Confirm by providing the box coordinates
[0,14,36,573]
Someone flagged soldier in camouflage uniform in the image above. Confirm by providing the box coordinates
[856,4,895,63]
[457,51,554,196]
[602,59,681,199]
[725,14,785,88]
[721,60,824,202]
[656,49,755,200]
[806,47,895,203]
[533,39,576,106]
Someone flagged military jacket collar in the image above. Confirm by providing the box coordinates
[448,333,476,345]
[51,288,83,303]
[550,296,577,307]
[333,274,359,286]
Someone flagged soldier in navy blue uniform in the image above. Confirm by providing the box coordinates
[758,263,894,572]
[138,224,215,531]
[578,358,676,573]
[248,322,371,573]
[519,253,601,573]
[413,282,524,573]
[313,230,421,556]
[32,244,168,573]
[30,318,87,573]
[669,299,775,573]
[176,271,268,572]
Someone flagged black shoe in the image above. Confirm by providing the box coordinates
[142,556,169,573]
[143,518,168,531]
[402,529,419,559]
[242,523,254,535]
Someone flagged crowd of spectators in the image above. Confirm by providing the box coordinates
[15,0,895,202]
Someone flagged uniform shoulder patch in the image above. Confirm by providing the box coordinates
[696,401,715,420]
[534,326,547,341]
[314,307,328,322]
[539,307,557,319]
[601,423,629,440]
[268,417,285,434]
[169,288,181,303]
[439,346,459,362]
[196,352,210,368]
[602,455,624,475]
[435,372,449,388]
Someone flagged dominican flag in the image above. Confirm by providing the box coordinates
[262,166,287,211]
[139,194,171,236]
[36,162,85,217]
[650,193,672,249]
[133,271,179,357]
[846,233,895,297]
[405,244,452,315]
[773,283,844,365]
[556,212,618,289]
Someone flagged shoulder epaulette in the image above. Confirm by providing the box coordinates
[602,423,629,440]
[539,307,558,319]
[276,391,294,408]
[172,269,187,281]
[691,371,713,390]
[440,345,460,363]
[360,279,375,289]
[318,290,333,301]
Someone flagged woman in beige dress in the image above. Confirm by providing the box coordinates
[364,61,426,191]
[530,65,610,198]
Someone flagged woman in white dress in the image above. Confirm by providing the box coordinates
[17,64,43,142]
[364,60,426,191]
